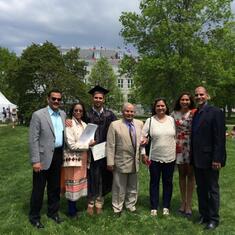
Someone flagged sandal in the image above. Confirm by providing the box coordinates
[185,211,192,218]
[178,209,185,215]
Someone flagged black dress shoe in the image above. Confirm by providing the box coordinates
[29,220,44,229]
[204,221,219,230]
[48,214,64,224]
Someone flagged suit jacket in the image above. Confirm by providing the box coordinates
[191,104,226,169]
[106,118,144,173]
[29,107,66,170]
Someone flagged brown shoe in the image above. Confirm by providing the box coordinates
[96,207,103,215]
[87,206,94,216]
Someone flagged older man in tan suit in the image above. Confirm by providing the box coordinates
[106,103,145,216]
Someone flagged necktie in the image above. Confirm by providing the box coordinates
[128,123,136,149]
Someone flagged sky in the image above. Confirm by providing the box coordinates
[0,0,234,55]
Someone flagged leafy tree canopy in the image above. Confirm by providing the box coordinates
[120,0,234,109]
[87,57,123,111]
[0,47,17,99]
[7,42,88,123]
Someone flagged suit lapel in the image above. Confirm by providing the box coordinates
[121,119,137,152]
[43,108,55,136]
[120,119,132,146]
[59,110,66,130]
[195,105,210,132]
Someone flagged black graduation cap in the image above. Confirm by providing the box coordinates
[88,85,109,95]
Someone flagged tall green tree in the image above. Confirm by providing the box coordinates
[120,0,233,107]
[8,42,88,123]
[206,22,235,117]
[87,57,123,111]
[61,47,89,106]
[0,47,17,99]
[62,47,87,80]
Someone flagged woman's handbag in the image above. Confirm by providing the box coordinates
[145,117,152,156]
[63,148,82,167]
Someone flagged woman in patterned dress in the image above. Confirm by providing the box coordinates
[171,92,196,217]
[61,102,95,218]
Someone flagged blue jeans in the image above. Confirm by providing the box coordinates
[149,161,175,210]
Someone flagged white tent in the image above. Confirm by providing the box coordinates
[0,92,17,121]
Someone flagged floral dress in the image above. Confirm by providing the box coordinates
[171,110,195,164]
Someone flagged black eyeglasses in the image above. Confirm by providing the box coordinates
[74,109,83,113]
[51,97,62,102]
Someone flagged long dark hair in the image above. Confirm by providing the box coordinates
[174,92,195,111]
[152,98,169,115]
[68,101,87,123]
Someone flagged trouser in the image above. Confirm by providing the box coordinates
[112,170,138,213]
[88,161,104,208]
[149,161,175,210]
[194,167,220,223]
[29,147,63,221]
[68,200,77,216]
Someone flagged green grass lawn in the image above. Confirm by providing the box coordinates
[0,125,235,235]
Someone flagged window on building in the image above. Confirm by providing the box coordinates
[118,79,123,88]
[127,79,133,88]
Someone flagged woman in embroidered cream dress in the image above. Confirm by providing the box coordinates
[61,102,95,218]
[171,92,196,217]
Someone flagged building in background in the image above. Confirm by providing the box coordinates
[60,47,134,102]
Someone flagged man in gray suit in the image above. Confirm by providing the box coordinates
[29,89,66,229]
[106,103,145,216]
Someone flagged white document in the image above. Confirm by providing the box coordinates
[91,142,106,161]
[79,123,98,144]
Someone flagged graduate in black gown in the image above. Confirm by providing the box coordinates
[87,85,117,215]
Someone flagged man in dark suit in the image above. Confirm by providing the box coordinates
[191,86,226,230]
[29,89,66,229]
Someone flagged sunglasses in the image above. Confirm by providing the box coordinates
[73,109,83,113]
[51,97,62,102]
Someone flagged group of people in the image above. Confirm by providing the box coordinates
[141,87,226,231]
[2,107,18,128]
[28,85,226,231]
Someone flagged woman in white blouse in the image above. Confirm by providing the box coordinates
[61,102,95,218]
[142,98,176,216]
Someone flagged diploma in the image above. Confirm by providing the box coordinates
[79,123,98,144]
[91,142,106,161]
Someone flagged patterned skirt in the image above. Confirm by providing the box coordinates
[61,152,88,201]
